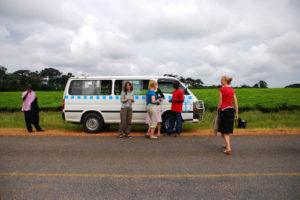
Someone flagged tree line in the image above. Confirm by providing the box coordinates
[163,74,270,89]
[0,66,73,91]
[1,66,298,91]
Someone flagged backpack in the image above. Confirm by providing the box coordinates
[236,118,247,128]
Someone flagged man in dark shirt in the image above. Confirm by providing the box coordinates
[167,81,184,136]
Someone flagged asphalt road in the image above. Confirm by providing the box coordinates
[0,135,299,200]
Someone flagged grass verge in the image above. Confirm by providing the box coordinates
[0,111,299,132]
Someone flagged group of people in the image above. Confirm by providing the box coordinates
[117,80,184,139]
[117,76,239,155]
[22,76,238,155]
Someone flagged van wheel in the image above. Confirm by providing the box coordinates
[82,113,104,133]
[161,112,177,133]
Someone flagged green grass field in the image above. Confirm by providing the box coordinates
[191,88,300,112]
[0,111,299,131]
[0,88,299,112]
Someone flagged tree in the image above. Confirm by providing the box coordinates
[4,74,20,91]
[0,66,7,91]
[191,79,204,88]
[163,74,179,79]
[253,80,268,88]
[239,84,251,88]
[40,68,62,90]
[27,71,42,90]
[13,70,31,89]
[163,74,203,88]
[285,83,300,88]
[185,77,194,87]
[60,73,74,90]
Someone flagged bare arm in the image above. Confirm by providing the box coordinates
[151,96,160,104]
[217,92,222,111]
[233,93,239,120]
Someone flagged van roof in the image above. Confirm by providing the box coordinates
[71,75,179,80]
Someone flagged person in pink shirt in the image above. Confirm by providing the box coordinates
[22,84,43,133]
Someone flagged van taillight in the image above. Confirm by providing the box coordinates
[62,99,65,110]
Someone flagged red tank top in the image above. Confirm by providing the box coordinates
[219,87,235,109]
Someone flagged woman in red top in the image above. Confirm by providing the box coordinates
[217,76,238,155]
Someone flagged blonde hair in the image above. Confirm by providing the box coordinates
[222,76,233,85]
[148,80,157,90]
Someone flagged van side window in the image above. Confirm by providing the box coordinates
[114,80,149,95]
[158,78,189,94]
[69,80,112,95]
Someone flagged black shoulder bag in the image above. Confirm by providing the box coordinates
[236,118,247,128]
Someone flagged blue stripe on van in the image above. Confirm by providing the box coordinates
[71,96,75,99]
[96,96,100,99]
[103,96,106,100]
[90,96,93,99]
[115,96,119,100]
[135,96,139,100]
[168,96,172,100]
[188,96,192,100]
[84,96,87,99]
[77,96,81,99]
[142,96,146,100]
[109,96,113,100]
[65,95,69,99]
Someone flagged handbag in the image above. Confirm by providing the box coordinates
[236,118,247,128]
[213,113,219,136]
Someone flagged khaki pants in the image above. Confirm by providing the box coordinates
[119,108,132,135]
[146,104,157,128]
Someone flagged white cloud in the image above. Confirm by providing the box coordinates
[0,0,299,87]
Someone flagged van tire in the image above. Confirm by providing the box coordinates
[161,112,177,133]
[82,113,104,133]
[161,112,171,133]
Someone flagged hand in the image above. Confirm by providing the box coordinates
[235,113,238,120]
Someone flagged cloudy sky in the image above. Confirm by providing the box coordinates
[0,0,299,87]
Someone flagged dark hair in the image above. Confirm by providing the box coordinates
[123,81,133,95]
[26,84,32,90]
[173,81,180,89]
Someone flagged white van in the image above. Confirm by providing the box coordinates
[62,76,205,133]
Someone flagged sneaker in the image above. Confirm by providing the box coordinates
[145,133,150,138]
[37,129,44,132]
[28,130,33,133]
[117,134,124,138]
[149,136,158,139]
[125,135,132,138]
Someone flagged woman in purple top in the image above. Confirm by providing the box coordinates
[22,84,43,133]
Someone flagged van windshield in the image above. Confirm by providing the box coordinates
[69,80,112,95]
[114,80,149,95]
[158,78,189,94]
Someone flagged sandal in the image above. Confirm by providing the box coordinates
[223,150,232,155]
